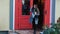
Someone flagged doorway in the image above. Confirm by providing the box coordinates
[15,0,50,30]
[33,0,45,30]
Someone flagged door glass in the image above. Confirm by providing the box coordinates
[22,0,30,15]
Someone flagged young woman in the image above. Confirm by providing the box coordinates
[30,4,40,30]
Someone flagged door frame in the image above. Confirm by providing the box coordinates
[10,0,56,30]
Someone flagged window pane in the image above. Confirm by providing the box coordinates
[22,0,30,15]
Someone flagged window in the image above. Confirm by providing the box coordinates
[22,0,30,15]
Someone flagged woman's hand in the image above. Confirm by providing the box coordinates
[35,12,37,15]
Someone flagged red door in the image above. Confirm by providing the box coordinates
[15,0,33,30]
[15,0,50,30]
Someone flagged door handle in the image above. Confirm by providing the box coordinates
[44,10,47,15]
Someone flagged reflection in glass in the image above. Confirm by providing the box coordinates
[22,0,30,15]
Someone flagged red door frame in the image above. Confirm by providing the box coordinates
[44,0,50,27]
[15,0,19,30]
[15,0,50,30]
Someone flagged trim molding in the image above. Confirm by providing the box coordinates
[10,0,13,30]
[51,0,55,23]
[10,0,56,30]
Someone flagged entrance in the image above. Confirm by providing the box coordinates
[15,0,50,30]
[34,0,50,29]
[33,0,45,30]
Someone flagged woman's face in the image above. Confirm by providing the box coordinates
[34,4,37,8]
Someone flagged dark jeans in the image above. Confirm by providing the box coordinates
[32,15,38,30]
[32,15,43,31]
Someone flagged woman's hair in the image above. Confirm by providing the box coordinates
[34,4,37,5]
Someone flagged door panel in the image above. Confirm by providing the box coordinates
[15,0,33,30]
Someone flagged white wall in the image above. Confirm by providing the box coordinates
[0,0,9,31]
[55,0,60,23]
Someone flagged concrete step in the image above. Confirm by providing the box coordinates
[9,30,40,34]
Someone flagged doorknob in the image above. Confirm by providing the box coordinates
[44,10,47,15]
